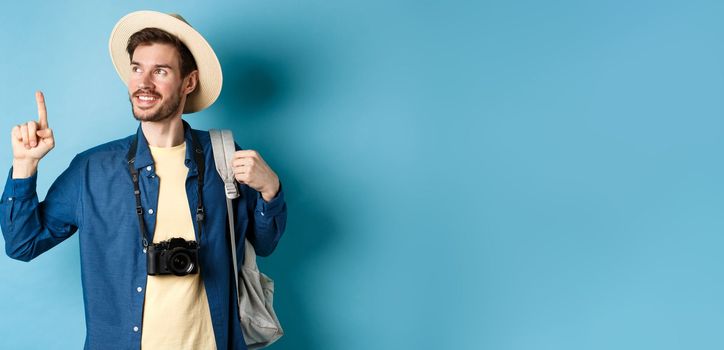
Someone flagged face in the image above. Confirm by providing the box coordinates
[127,43,196,122]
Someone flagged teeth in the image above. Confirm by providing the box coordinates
[138,95,158,101]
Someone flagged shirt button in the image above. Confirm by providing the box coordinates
[148,208,154,215]
[133,326,139,332]
[146,166,152,171]
[7,197,12,201]
[260,211,265,216]
[137,287,143,293]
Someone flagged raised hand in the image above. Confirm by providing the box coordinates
[232,150,280,202]
[11,91,55,178]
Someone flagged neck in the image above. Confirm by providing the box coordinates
[141,116,185,147]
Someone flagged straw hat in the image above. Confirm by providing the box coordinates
[108,10,223,114]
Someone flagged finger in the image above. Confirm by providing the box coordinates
[20,124,29,149]
[233,164,249,175]
[36,91,48,129]
[27,122,37,147]
[36,128,53,139]
[232,157,253,167]
[38,128,54,148]
[235,172,249,184]
[234,150,259,159]
[11,125,21,142]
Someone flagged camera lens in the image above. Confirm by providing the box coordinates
[169,250,195,276]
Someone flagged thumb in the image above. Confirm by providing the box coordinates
[36,128,53,138]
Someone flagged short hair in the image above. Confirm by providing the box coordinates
[126,27,198,78]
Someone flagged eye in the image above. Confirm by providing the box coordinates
[154,69,167,76]
[131,66,141,73]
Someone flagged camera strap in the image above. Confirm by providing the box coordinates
[126,128,206,250]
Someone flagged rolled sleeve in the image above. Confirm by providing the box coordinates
[2,167,38,201]
[255,183,286,218]
[245,182,287,257]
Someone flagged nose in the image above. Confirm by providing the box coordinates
[137,70,154,90]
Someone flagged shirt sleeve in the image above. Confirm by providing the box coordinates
[247,182,287,257]
[0,155,84,262]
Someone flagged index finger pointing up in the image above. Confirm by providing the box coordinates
[36,91,48,128]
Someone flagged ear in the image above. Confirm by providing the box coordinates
[183,70,199,96]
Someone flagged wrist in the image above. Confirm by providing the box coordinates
[12,158,39,179]
[261,179,280,203]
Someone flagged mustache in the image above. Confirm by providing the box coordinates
[132,90,161,98]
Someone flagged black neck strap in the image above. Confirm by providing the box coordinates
[126,130,206,250]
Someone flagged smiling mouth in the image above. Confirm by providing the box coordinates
[134,93,161,108]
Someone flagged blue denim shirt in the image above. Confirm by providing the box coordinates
[0,120,287,350]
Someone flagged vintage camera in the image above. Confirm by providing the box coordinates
[147,238,200,276]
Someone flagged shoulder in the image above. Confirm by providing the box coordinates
[190,127,211,146]
[189,128,219,156]
[195,127,244,151]
[74,134,135,163]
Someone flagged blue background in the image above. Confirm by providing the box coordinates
[1,1,724,349]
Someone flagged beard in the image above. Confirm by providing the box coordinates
[129,87,183,122]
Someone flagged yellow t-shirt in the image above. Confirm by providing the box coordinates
[141,142,217,350]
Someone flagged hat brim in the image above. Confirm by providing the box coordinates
[109,10,222,114]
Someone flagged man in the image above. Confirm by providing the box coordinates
[1,11,286,350]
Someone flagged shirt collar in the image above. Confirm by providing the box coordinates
[129,119,199,176]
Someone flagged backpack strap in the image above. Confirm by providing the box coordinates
[209,129,239,199]
[209,129,245,313]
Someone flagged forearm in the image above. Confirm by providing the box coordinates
[1,170,45,261]
[243,185,287,257]
[2,160,81,261]
[1,190,44,261]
